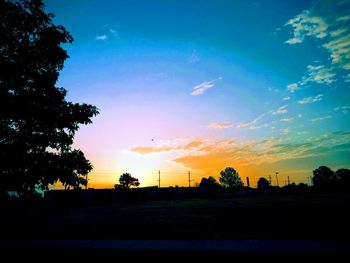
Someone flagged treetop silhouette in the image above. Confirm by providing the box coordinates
[115,173,140,189]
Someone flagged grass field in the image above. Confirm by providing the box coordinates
[2,193,350,240]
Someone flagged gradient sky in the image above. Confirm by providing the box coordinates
[45,0,350,188]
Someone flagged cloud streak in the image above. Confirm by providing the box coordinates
[191,77,222,96]
[272,105,288,115]
[208,122,233,129]
[131,131,350,173]
[96,34,107,41]
[298,94,323,104]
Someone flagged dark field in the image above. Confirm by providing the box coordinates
[2,193,350,240]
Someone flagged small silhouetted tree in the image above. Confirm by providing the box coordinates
[219,167,243,188]
[257,177,270,190]
[115,173,140,189]
[199,176,221,190]
[0,0,99,196]
[312,166,335,189]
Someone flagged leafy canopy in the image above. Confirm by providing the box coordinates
[219,167,243,188]
[115,173,140,189]
[0,0,99,196]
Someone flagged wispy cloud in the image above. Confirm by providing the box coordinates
[282,96,291,101]
[236,114,265,128]
[334,104,350,114]
[310,115,332,122]
[298,94,323,104]
[272,105,288,115]
[189,49,200,63]
[132,140,204,154]
[304,65,336,84]
[284,1,350,91]
[96,34,108,41]
[285,10,328,44]
[287,83,300,93]
[208,122,233,129]
[286,65,335,93]
[96,25,120,41]
[109,28,119,39]
[280,117,294,122]
[131,131,350,173]
[191,77,222,96]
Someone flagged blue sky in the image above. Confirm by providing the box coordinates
[45,0,350,187]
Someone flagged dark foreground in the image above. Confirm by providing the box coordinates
[1,193,350,260]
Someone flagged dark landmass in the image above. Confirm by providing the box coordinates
[1,192,350,240]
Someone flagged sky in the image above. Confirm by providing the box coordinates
[45,0,350,188]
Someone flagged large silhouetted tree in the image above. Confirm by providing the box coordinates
[0,0,99,196]
[115,173,140,189]
[219,167,243,188]
[312,166,335,189]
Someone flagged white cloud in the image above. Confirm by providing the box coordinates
[286,64,335,93]
[280,117,294,122]
[282,96,290,101]
[272,105,288,115]
[96,34,107,41]
[330,28,348,37]
[298,94,323,104]
[236,114,265,128]
[311,115,332,122]
[285,10,328,45]
[287,83,300,93]
[304,65,336,84]
[191,77,222,96]
[323,33,350,65]
[334,105,350,114]
[284,1,350,89]
[208,122,233,129]
[336,15,350,22]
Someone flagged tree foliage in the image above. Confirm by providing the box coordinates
[219,167,243,188]
[312,166,336,189]
[199,176,221,190]
[115,173,140,189]
[0,0,99,196]
[257,177,270,190]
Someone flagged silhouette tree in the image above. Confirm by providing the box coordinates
[115,173,140,189]
[0,0,99,196]
[219,167,243,188]
[199,176,221,190]
[335,168,350,190]
[312,166,335,189]
[257,177,270,190]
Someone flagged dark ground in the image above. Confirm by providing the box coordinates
[1,192,350,240]
[1,193,350,261]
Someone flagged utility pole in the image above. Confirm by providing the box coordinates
[188,171,193,187]
[269,175,272,186]
[246,177,250,188]
[287,176,290,185]
[275,172,279,187]
[86,174,88,190]
[158,170,161,188]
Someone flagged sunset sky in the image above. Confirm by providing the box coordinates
[45,0,350,188]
